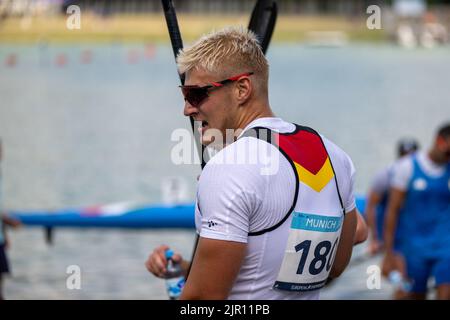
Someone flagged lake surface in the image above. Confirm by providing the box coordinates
[1,43,449,299]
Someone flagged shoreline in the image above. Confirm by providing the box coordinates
[0,14,386,44]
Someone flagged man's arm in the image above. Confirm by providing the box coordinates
[365,190,381,241]
[383,188,405,252]
[180,238,246,300]
[382,188,407,276]
[1,214,21,249]
[329,208,357,278]
[354,210,368,245]
[1,216,6,240]
[2,214,21,228]
[365,190,383,254]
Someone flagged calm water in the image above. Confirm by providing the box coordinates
[0,43,449,299]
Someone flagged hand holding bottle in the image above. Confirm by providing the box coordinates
[145,244,184,278]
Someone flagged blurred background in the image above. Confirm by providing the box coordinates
[0,0,449,299]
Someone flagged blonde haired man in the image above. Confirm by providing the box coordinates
[146,27,367,300]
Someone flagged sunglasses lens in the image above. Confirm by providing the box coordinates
[182,87,208,107]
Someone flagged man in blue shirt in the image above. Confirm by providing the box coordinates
[365,139,419,255]
[382,123,450,299]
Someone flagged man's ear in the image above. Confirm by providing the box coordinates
[235,77,252,105]
[436,136,446,149]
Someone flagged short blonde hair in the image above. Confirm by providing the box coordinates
[177,26,269,92]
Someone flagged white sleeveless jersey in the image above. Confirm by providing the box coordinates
[194,117,356,300]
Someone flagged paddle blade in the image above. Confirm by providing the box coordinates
[248,0,278,54]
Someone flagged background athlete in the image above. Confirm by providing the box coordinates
[365,138,419,255]
[382,123,450,300]
[0,139,22,300]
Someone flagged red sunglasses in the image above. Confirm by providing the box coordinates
[180,72,254,107]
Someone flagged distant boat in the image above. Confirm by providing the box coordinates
[396,24,418,48]
[304,31,349,48]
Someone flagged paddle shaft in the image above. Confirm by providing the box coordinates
[161,0,207,169]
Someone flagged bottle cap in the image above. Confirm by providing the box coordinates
[389,270,402,283]
[388,270,412,292]
[165,249,174,259]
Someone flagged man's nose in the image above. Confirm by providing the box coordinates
[183,101,197,117]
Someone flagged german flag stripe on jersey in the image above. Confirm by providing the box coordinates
[276,130,334,192]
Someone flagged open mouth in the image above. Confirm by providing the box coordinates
[201,121,209,128]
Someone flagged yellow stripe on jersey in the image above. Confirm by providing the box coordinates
[294,157,334,192]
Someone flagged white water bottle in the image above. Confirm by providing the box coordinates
[388,270,412,292]
[164,249,185,300]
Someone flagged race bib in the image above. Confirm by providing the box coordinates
[273,212,342,292]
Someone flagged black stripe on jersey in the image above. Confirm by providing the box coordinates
[242,124,344,237]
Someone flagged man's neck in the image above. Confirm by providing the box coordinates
[235,100,274,133]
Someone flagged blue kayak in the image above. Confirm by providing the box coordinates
[10,196,366,229]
